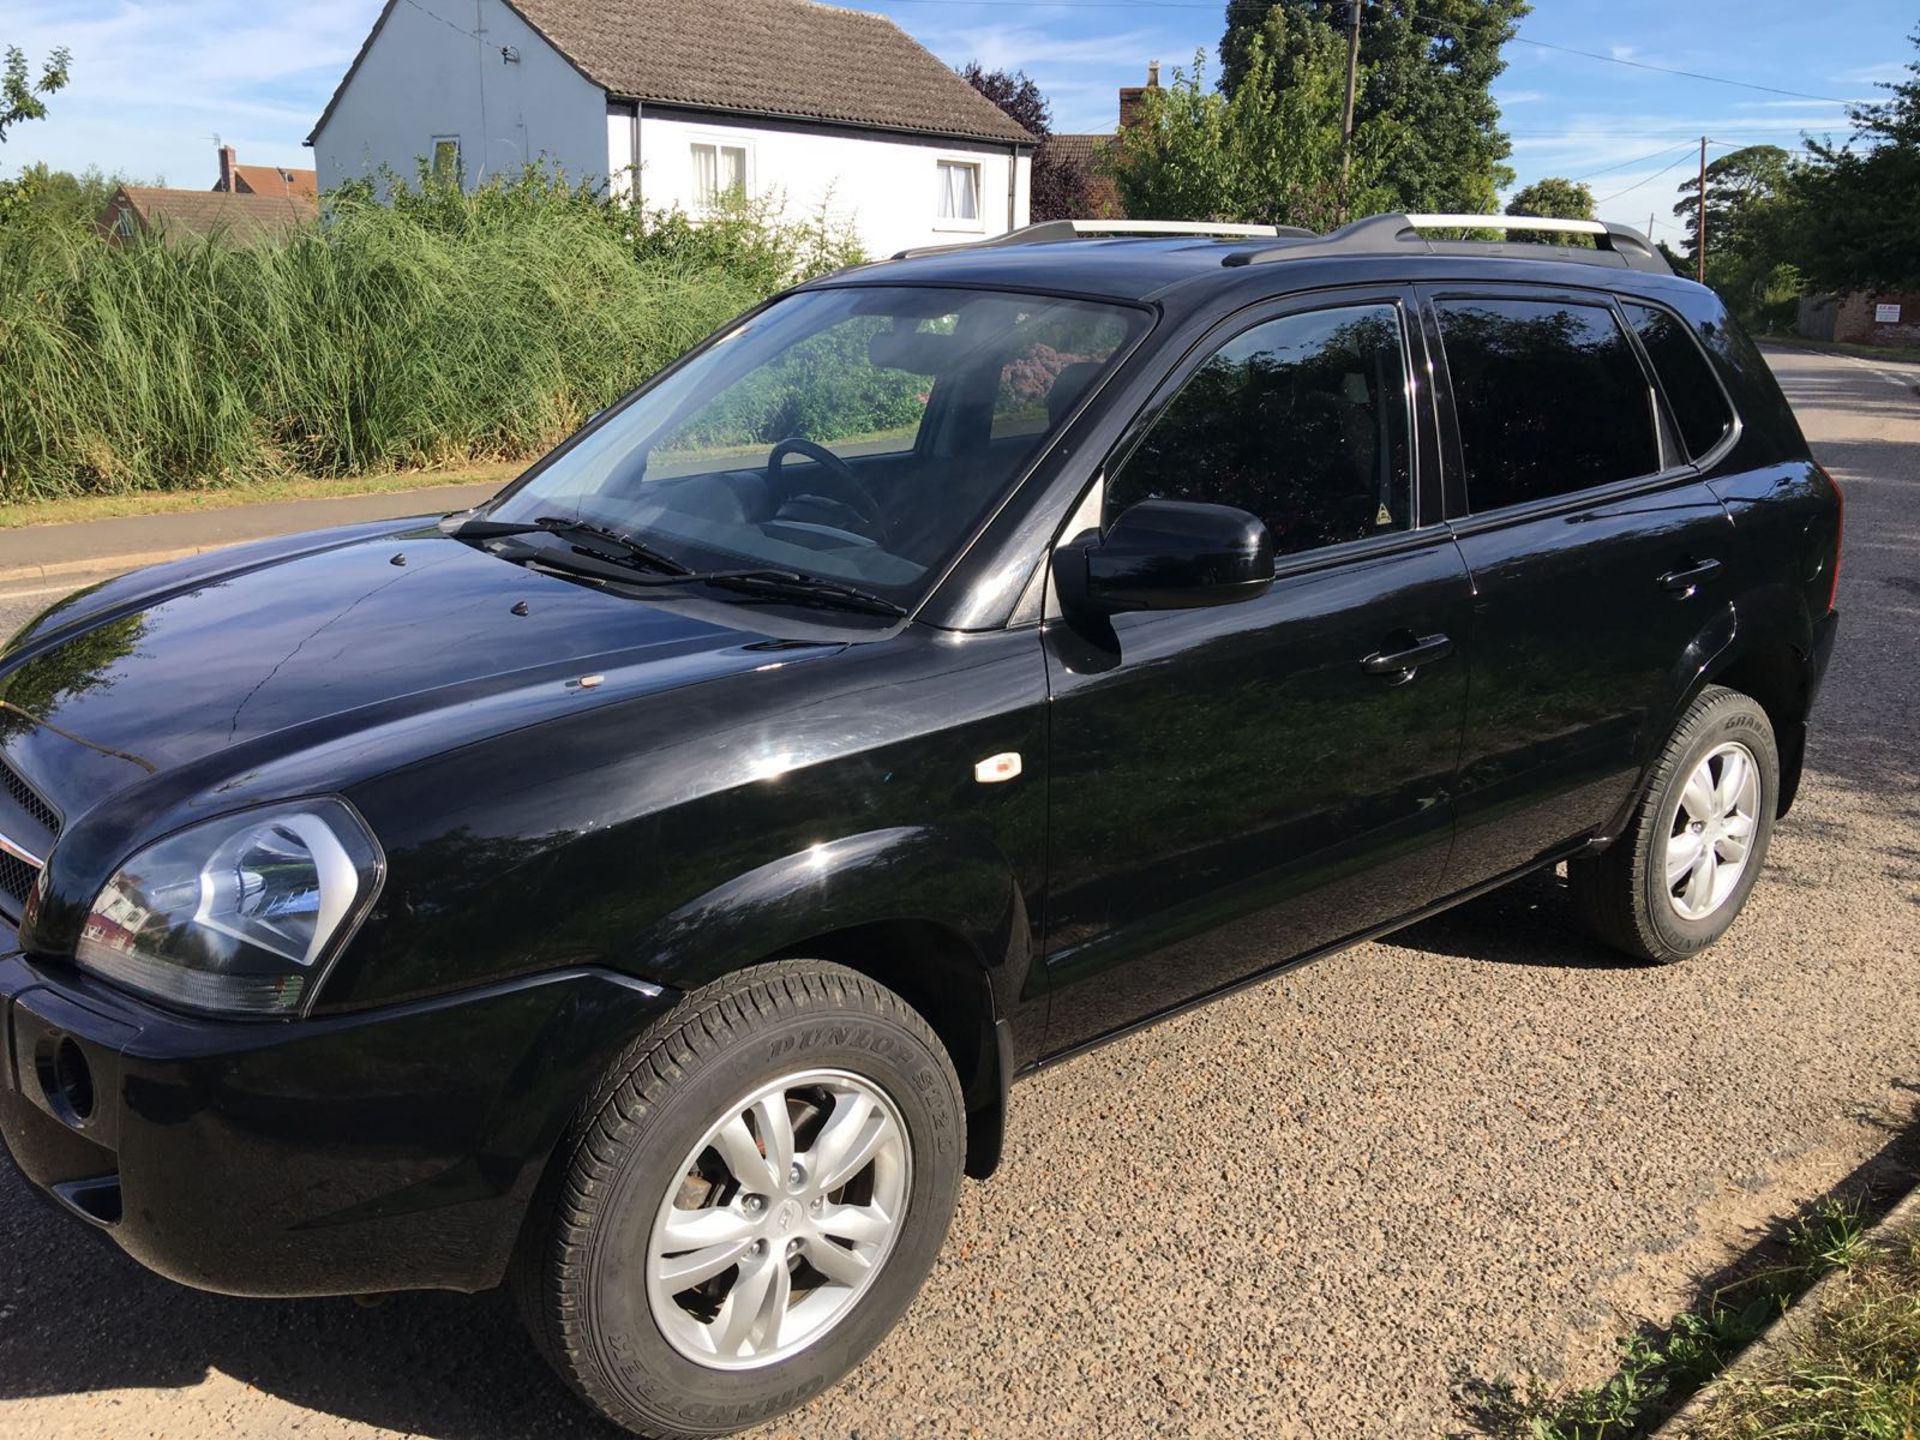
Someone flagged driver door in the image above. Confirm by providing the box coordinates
[1041,290,1474,1053]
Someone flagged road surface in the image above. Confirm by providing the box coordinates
[1,345,1916,1437]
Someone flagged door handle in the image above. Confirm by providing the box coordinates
[1362,633,1453,678]
[1658,558,1722,596]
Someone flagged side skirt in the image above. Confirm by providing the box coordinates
[1016,838,1593,1082]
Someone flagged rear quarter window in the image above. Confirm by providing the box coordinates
[1624,302,1736,460]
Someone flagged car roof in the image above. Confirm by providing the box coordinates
[804,214,1690,310]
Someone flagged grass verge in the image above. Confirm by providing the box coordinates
[0,462,523,530]
[1460,1196,1893,1440]
[1683,1212,1920,1440]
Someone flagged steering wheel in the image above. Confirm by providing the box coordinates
[767,437,892,547]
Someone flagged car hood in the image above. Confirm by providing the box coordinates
[0,521,844,822]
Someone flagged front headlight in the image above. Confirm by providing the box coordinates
[75,799,384,1017]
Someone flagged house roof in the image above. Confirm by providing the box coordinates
[1048,134,1117,173]
[102,186,318,243]
[309,0,1034,148]
[230,163,318,199]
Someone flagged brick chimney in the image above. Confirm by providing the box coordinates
[217,144,237,193]
[1118,60,1161,129]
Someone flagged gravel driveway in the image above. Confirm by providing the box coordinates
[1,345,1916,1438]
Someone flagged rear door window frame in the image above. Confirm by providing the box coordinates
[1419,282,1696,530]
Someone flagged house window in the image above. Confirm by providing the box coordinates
[691,142,748,207]
[431,136,461,184]
[936,160,981,227]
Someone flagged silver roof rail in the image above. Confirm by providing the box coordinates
[893,218,1314,260]
[1223,212,1672,275]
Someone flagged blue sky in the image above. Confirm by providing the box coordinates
[5,0,1913,245]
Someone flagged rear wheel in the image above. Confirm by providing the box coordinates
[515,960,964,1439]
[1570,685,1779,963]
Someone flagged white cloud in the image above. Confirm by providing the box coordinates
[1497,90,1546,105]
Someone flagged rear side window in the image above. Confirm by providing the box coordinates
[1624,302,1736,460]
[1106,303,1413,557]
[1435,297,1660,513]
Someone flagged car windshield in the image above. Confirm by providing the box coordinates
[483,285,1148,607]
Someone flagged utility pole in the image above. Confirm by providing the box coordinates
[1338,1,1362,224]
[1696,135,1708,284]
[1647,211,1656,241]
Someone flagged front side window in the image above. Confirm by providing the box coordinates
[1623,302,1736,460]
[692,142,748,207]
[936,160,980,225]
[1435,297,1660,513]
[487,287,1145,608]
[1105,303,1414,557]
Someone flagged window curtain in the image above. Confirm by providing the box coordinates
[692,144,718,206]
[939,162,978,221]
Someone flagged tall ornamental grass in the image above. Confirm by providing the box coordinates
[0,171,857,502]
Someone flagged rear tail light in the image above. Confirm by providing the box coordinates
[1817,463,1843,613]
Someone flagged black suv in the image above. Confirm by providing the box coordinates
[0,214,1839,1438]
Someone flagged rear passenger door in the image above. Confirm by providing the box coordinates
[1423,286,1737,889]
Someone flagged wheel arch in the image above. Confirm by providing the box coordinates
[625,825,1036,1180]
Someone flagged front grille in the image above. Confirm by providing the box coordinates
[0,759,59,836]
[0,848,38,916]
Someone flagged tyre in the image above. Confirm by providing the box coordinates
[515,960,965,1439]
[1570,685,1779,963]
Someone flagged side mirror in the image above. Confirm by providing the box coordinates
[1054,498,1275,615]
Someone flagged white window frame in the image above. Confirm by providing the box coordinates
[689,137,752,209]
[934,157,985,233]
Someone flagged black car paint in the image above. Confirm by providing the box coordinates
[0,240,1839,1298]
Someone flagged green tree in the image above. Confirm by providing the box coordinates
[1776,30,1920,292]
[1671,144,1790,266]
[1505,175,1594,246]
[1221,0,1528,214]
[1109,35,1399,230]
[1,43,69,143]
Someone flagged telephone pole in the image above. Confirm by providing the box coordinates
[1338,1,1362,223]
[1696,136,1708,284]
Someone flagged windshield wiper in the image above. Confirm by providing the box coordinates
[442,513,689,575]
[695,570,907,617]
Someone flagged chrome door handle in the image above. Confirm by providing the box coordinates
[1362,633,1453,678]
[1658,559,1722,596]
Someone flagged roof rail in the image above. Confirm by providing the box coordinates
[893,218,1314,260]
[1222,212,1673,275]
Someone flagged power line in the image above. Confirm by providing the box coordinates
[1595,147,1698,204]
[1568,140,1699,182]
[871,0,1860,104]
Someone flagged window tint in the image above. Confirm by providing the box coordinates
[1624,302,1736,459]
[1435,298,1660,513]
[1106,304,1413,556]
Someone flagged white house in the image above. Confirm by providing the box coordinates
[308,0,1034,257]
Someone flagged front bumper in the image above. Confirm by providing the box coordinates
[0,926,673,1297]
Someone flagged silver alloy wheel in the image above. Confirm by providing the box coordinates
[1664,740,1761,921]
[644,1067,911,1371]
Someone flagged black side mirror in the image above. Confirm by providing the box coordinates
[1054,499,1275,615]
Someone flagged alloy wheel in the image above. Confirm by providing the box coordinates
[1664,740,1761,921]
[644,1068,911,1370]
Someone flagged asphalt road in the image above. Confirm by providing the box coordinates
[1,345,1916,1438]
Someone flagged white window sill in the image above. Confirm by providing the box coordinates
[932,220,987,234]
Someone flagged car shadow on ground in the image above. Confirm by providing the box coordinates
[0,1175,626,1438]
[1386,864,1644,971]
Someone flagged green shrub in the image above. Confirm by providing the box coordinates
[0,166,862,502]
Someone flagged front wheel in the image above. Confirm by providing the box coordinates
[515,960,965,1439]
[1569,685,1779,963]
